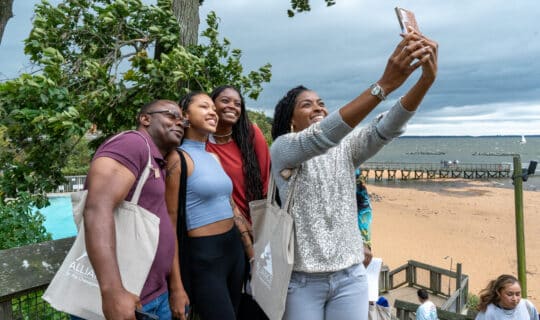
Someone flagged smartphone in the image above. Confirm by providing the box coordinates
[135,309,159,320]
[395,7,419,34]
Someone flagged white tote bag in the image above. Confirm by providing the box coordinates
[249,172,298,320]
[43,132,160,320]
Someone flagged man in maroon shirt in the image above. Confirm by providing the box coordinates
[82,100,185,319]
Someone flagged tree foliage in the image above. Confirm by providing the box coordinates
[247,110,272,146]
[0,0,271,248]
[0,192,52,250]
[288,0,336,17]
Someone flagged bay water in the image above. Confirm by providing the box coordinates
[365,135,540,191]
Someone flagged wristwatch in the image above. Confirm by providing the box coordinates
[370,83,386,101]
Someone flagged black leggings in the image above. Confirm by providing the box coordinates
[188,226,245,320]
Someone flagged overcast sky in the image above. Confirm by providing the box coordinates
[2,0,540,136]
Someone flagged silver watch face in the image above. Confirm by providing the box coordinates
[371,85,381,95]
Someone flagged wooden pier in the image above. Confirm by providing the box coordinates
[359,162,511,182]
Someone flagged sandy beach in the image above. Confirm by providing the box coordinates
[368,179,540,306]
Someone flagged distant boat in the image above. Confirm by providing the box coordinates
[520,135,527,144]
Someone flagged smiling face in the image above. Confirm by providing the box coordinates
[213,88,242,127]
[290,90,329,132]
[183,93,218,138]
[141,100,185,155]
[497,281,521,309]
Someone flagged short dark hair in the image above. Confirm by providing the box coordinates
[137,99,178,125]
[271,85,309,140]
[417,288,429,300]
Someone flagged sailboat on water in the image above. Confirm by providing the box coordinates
[520,135,527,144]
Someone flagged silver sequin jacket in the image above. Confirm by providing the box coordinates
[270,100,414,273]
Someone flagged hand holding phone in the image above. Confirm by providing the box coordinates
[395,7,419,34]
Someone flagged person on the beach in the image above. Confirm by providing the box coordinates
[206,85,271,320]
[165,92,251,320]
[475,274,538,320]
[270,27,438,320]
[416,289,437,320]
[356,168,373,267]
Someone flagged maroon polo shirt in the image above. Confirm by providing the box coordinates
[92,130,175,304]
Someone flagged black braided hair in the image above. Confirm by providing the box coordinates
[211,85,264,204]
[271,85,309,140]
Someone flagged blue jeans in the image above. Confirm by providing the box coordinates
[283,264,368,320]
[70,291,171,319]
[142,291,171,319]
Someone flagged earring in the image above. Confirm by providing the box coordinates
[290,123,294,132]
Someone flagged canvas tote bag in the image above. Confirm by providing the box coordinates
[249,170,298,320]
[43,131,160,319]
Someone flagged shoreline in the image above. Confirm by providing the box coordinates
[361,174,540,193]
[368,180,540,306]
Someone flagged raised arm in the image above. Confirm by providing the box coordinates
[83,157,140,320]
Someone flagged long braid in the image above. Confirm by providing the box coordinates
[211,86,263,205]
[271,85,309,140]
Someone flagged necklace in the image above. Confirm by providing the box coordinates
[213,131,233,138]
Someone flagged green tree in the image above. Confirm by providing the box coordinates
[247,110,272,146]
[0,0,271,248]
[1,0,339,46]
[287,0,336,17]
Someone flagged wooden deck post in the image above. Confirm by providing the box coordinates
[0,300,14,320]
[456,263,462,313]
[513,155,527,297]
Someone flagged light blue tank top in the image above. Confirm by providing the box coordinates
[180,139,233,230]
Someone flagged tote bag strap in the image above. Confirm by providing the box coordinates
[267,167,300,213]
[176,149,192,296]
[128,132,153,204]
[177,149,188,244]
[103,130,153,204]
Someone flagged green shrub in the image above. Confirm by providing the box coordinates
[467,294,479,311]
[0,192,52,250]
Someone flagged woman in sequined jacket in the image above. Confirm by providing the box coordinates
[269,29,438,320]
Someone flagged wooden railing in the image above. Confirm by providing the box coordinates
[389,260,471,319]
[0,238,74,319]
[1,244,471,319]
[394,300,474,320]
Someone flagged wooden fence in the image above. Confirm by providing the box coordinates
[1,243,474,319]
[389,260,474,320]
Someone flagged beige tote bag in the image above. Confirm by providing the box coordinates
[249,171,298,320]
[43,132,160,320]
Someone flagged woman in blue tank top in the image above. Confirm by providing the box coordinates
[165,92,251,320]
